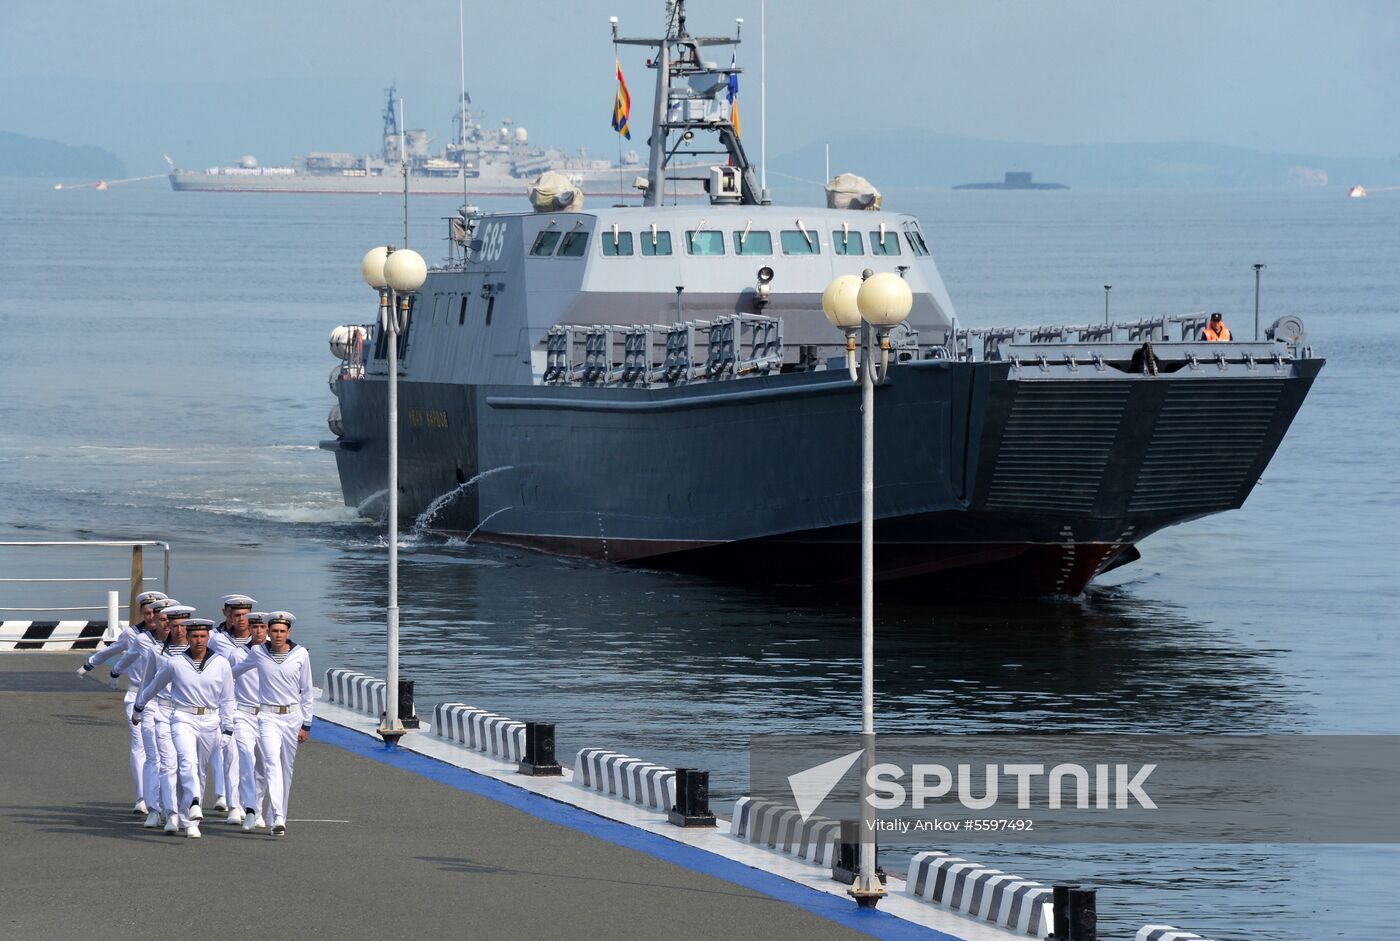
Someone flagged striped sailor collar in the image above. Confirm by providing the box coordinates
[182,648,214,671]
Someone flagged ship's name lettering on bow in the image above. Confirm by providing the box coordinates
[408,409,450,429]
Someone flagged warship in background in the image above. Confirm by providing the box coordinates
[954,171,1068,191]
[320,2,1321,596]
[167,85,652,197]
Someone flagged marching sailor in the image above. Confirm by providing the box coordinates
[209,593,256,813]
[104,592,169,820]
[132,617,234,840]
[117,599,175,827]
[232,610,312,837]
[76,589,166,815]
[237,612,272,830]
[77,589,166,687]
[134,602,194,834]
[208,597,263,827]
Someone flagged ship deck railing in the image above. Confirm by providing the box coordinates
[527,309,1307,388]
[542,315,785,387]
[956,312,1309,363]
[332,309,1308,390]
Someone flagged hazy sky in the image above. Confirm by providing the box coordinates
[3,0,1397,171]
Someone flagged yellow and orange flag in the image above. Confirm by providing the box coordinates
[611,59,631,139]
[727,52,741,137]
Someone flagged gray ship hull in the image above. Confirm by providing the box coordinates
[323,357,1321,595]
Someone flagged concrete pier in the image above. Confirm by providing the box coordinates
[0,654,908,941]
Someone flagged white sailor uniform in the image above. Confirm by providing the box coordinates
[210,630,267,824]
[110,628,161,815]
[133,638,192,828]
[232,641,312,831]
[209,595,257,811]
[80,622,149,805]
[134,650,234,836]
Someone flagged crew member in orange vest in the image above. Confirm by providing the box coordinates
[1202,312,1232,341]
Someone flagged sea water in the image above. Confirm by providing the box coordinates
[1,177,1396,940]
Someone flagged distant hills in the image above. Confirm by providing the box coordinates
[777,131,1400,189]
[0,131,126,179]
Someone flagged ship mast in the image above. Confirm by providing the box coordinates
[382,83,401,163]
[613,0,759,206]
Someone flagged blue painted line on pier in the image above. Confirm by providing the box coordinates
[313,722,959,941]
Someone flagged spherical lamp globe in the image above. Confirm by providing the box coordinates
[384,248,428,293]
[856,272,913,327]
[361,246,390,289]
[821,275,864,329]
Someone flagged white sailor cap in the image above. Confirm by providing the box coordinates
[266,610,296,627]
[221,594,257,609]
[150,598,180,613]
[183,617,216,631]
[135,590,169,607]
[162,605,196,620]
[246,611,269,625]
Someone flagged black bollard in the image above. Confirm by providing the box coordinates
[831,820,886,886]
[667,768,717,827]
[1050,884,1076,939]
[1067,887,1097,940]
[518,721,562,776]
[397,679,420,729]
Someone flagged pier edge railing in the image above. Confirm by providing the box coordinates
[0,540,171,626]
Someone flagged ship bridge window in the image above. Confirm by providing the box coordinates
[780,230,820,255]
[640,230,673,256]
[833,230,864,255]
[557,231,589,257]
[869,231,902,256]
[686,230,725,256]
[602,231,634,256]
[732,229,773,255]
[458,295,470,325]
[903,229,930,256]
[529,231,562,256]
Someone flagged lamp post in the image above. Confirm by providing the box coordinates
[822,268,913,909]
[362,244,427,745]
[1104,284,1112,326]
[1253,263,1265,340]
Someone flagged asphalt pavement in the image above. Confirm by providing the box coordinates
[0,653,871,941]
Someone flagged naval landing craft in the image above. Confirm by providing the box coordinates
[321,2,1322,596]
